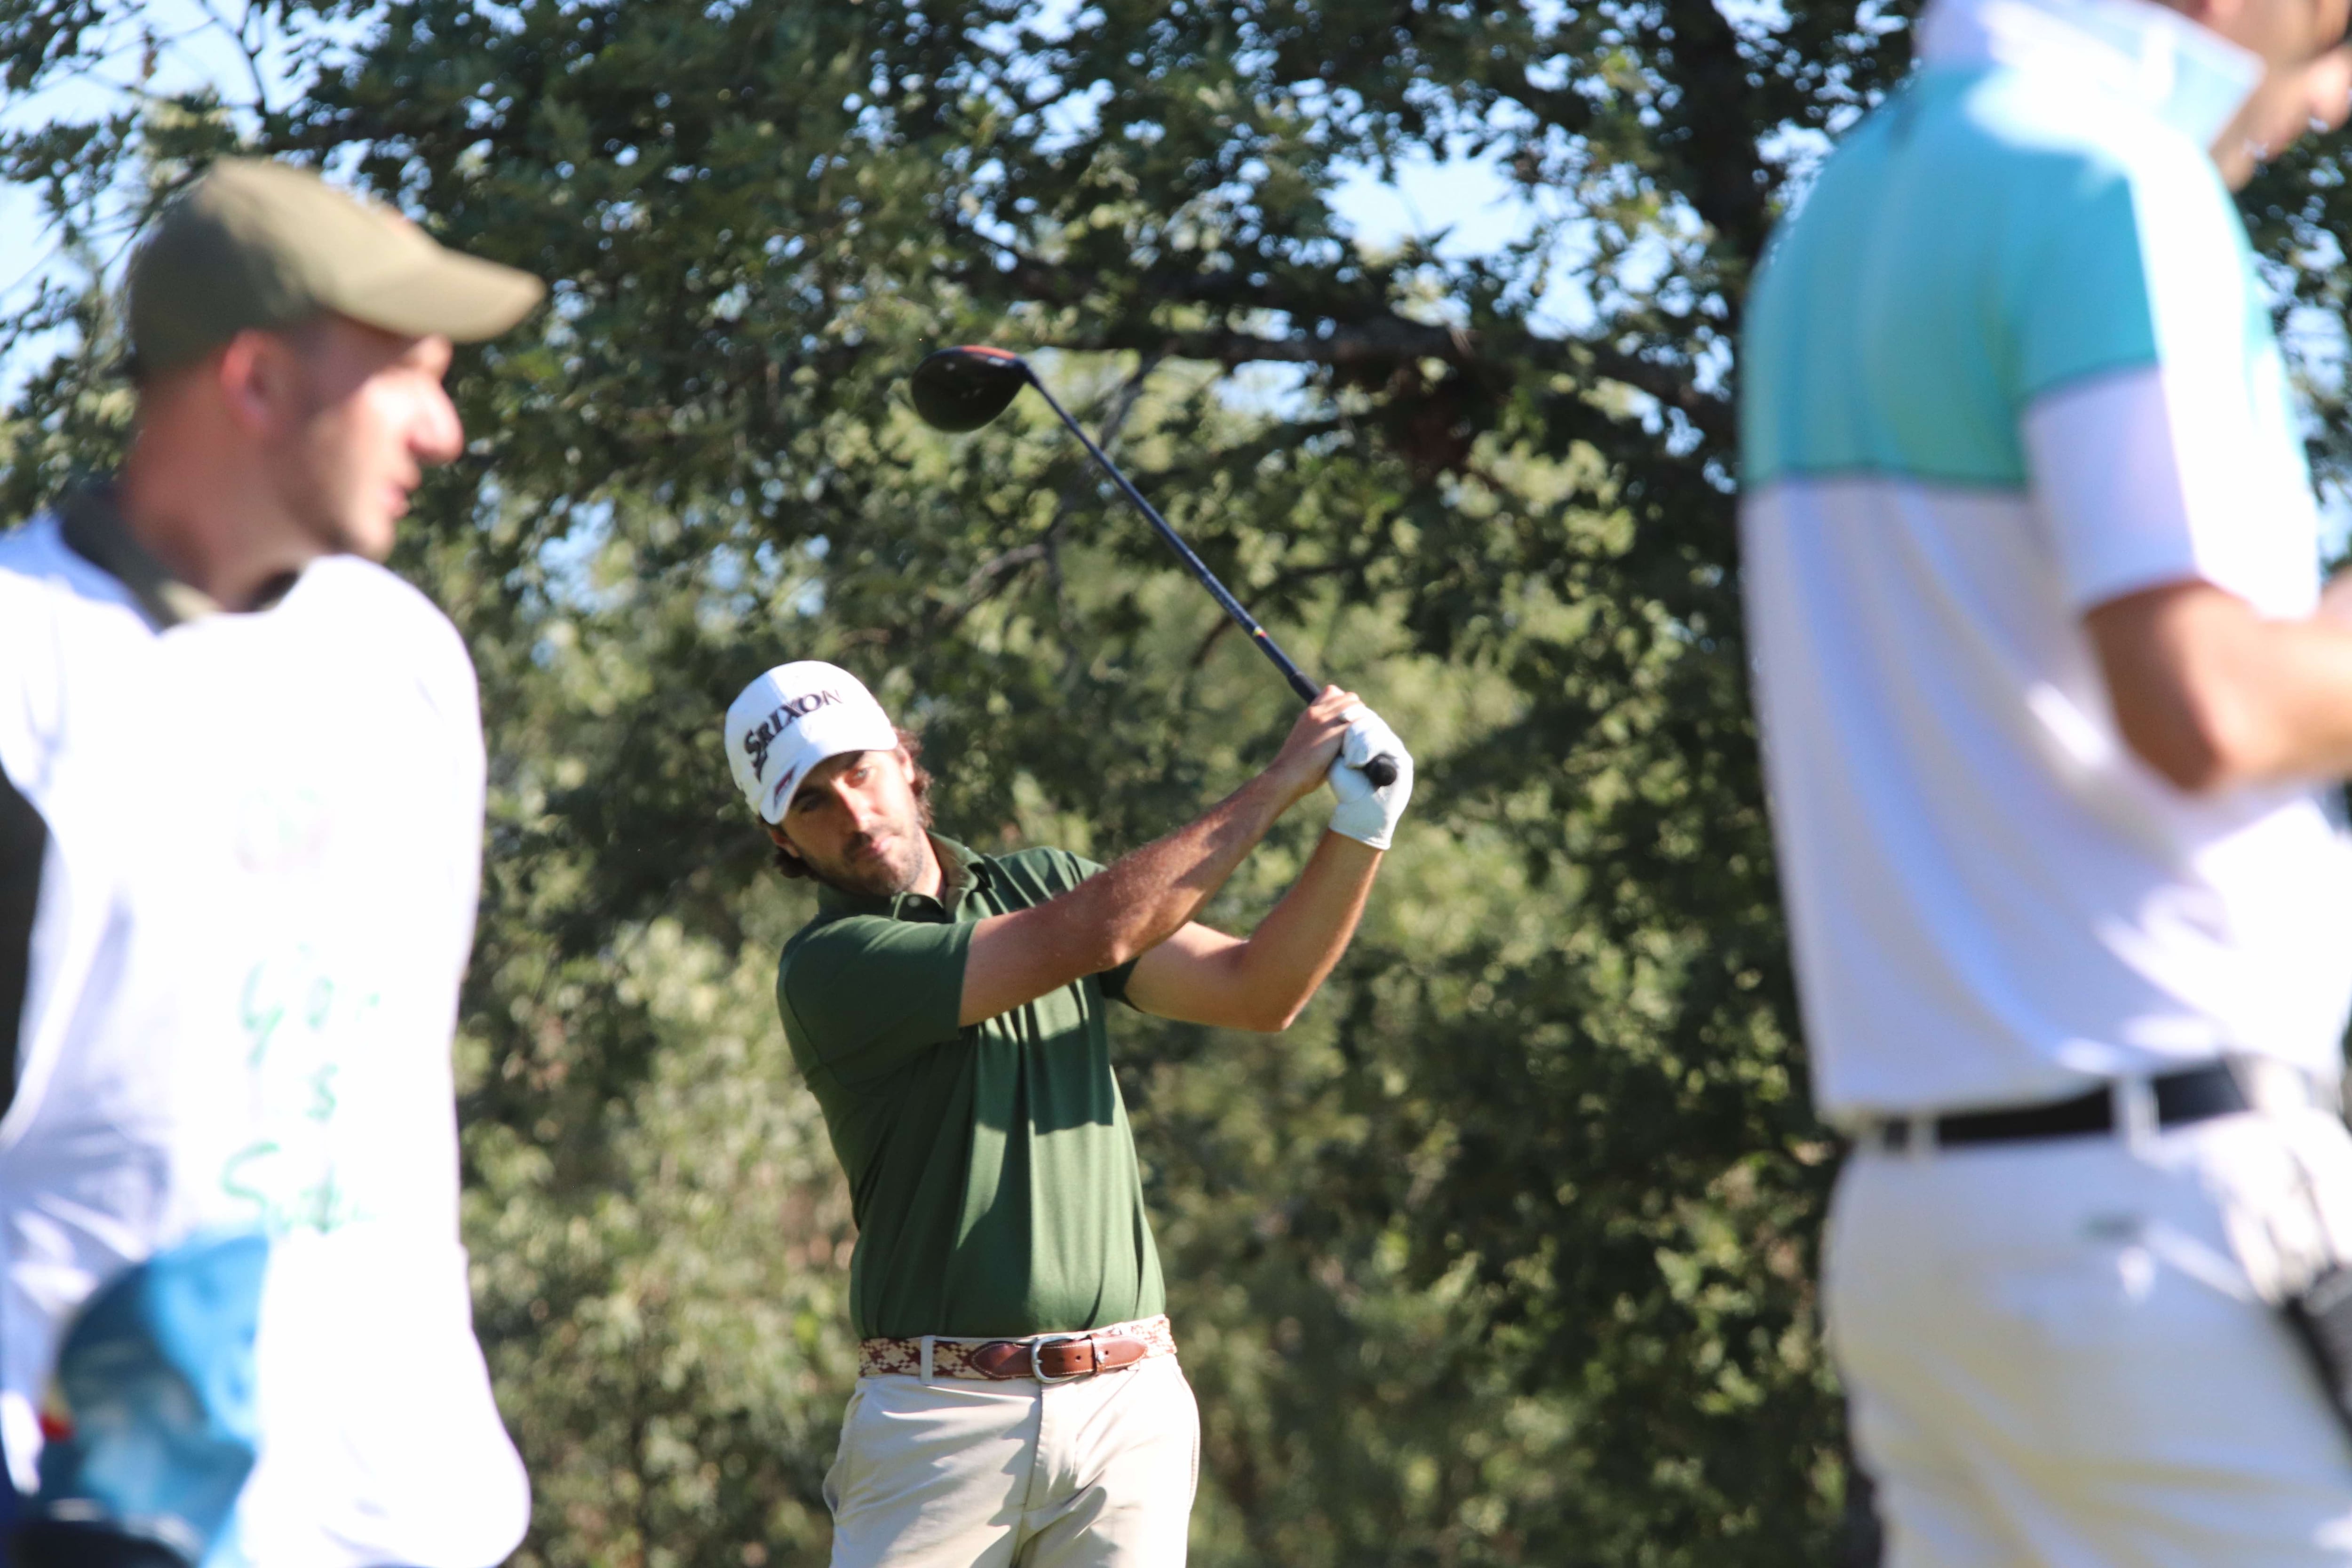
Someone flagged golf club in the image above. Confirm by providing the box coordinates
[908,345,1401,790]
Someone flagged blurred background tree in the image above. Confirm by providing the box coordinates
[20,0,2341,1562]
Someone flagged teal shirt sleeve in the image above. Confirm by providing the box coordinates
[2006,161,2159,402]
[2005,129,2248,407]
[2005,127,2303,612]
[777,916,975,1086]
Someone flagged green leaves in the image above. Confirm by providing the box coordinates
[0,0,1961,1561]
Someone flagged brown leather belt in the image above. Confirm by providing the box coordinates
[858,1314,1176,1383]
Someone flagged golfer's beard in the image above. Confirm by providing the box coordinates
[806,826,927,900]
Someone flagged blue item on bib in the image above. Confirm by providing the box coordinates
[24,1232,269,1565]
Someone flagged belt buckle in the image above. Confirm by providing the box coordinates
[1030,1333,1090,1384]
[2231,1054,2325,1117]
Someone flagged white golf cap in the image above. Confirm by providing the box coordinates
[723,661,901,823]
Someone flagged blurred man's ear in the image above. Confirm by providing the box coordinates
[213,329,310,441]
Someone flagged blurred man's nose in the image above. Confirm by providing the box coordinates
[414,382,463,465]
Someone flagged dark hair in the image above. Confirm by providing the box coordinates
[769,728,934,879]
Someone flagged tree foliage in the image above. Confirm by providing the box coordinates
[20,0,2343,1561]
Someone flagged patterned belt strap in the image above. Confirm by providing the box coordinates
[859,1314,1178,1383]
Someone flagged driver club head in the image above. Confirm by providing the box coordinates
[909,345,1035,433]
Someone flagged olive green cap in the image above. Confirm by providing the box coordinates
[127,158,545,375]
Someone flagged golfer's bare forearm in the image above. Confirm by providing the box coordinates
[2215,622,2352,782]
[1082,774,1298,961]
[959,770,1301,1026]
[2091,581,2352,791]
[1126,831,1381,1031]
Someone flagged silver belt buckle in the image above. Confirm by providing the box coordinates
[1030,1333,1090,1384]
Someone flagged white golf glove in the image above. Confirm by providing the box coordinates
[1326,705,1414,850]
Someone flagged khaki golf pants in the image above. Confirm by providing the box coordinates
[824,1353,1199,1566]
[1832,1106,2352,1566]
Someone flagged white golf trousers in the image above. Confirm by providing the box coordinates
[1830,1104,2352,1567]
[824,1353,1199,1566]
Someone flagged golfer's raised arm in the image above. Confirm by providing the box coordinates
[1117,831,1382,1032]
[958,686,1361,1026]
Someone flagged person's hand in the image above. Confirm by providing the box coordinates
[1264,686,1358,807]
[2213,43,2352,187]
[1326,704,1413,850]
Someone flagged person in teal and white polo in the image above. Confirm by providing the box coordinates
[1741,0,2352,1558]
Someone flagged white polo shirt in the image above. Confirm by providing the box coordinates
[1740,0,2352,1118]
[0,498,529,1565]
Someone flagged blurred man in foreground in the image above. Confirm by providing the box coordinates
[723,661,1411,1565]
[0,159,541,1566]
[1742,0,2352,1559]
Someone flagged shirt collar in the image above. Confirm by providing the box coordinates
[814,834,993,923]
[57,484,223,629]
[56,482,301,628]
[1917,0,2261,147]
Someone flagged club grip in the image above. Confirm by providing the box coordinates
[1362,754,1399,789]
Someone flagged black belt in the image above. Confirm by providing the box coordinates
[1867,1058,2328,1153]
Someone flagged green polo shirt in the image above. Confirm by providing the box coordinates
[775,836,1167,1340]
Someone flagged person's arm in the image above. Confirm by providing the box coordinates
[0,765,46,1121]
[1998,110,2352,797]
[2087,573,2352,793]
[957,687,1358,1026]
[783,914,977,1086]
[1120,831,1381,1031]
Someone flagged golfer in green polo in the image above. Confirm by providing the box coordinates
[722,660,1412,1565]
